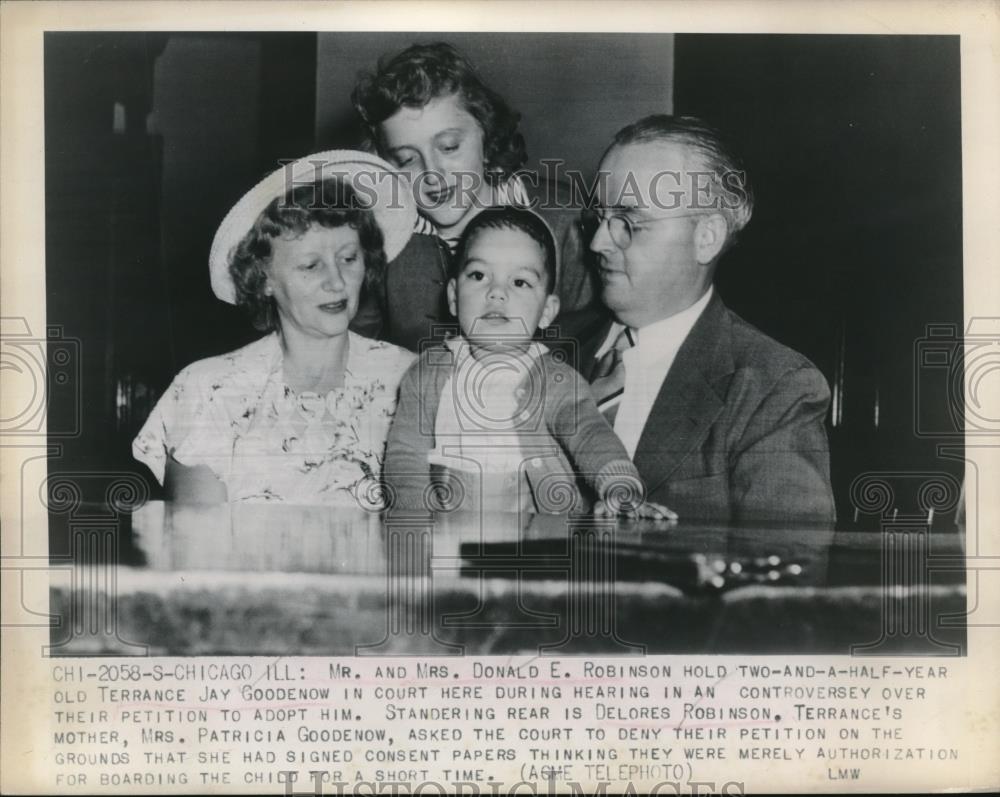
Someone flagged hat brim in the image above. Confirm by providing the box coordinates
[209,150,416,304]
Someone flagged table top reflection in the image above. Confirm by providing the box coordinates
[124,502,964,589]
[48,502,968,655]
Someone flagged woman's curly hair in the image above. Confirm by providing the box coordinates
[228,179,387,332]
[352,42,528,185]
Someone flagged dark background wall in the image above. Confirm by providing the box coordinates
[44,32,963,534]
[315,32,674,178]
[672,35,963,521]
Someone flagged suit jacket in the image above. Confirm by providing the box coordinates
[555,294,836,524]
[350,177,597,352]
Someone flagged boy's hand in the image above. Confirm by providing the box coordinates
[594,499,678,523]
[595,473,677,522]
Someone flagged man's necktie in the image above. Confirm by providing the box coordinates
[591,327,635,424]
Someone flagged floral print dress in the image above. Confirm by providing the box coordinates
[133,332,414,507]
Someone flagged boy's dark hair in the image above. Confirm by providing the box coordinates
[452,207,558,293]
[352,42,528,185]
[228,179,386,332]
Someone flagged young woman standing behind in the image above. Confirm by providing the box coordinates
[350,42,596,351]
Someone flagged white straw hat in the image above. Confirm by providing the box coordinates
[209,150,416,304]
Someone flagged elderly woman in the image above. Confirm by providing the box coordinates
[133,151,416,506]
[349,41,596,350]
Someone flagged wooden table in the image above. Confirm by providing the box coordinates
[48,502,966,656]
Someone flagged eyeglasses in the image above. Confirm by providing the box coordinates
[581,208,705,250]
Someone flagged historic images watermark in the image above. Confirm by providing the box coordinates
[278,159,750,217]
[281,772,747,795]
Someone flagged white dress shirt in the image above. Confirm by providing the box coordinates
[594,287,714,458]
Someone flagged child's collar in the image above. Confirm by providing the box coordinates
[444,334,549,363]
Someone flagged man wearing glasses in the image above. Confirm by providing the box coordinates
[563,114,835,523]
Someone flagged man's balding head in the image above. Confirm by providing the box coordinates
[606,114,753,243]
[589,115,753,328]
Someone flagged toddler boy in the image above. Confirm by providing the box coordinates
[383,207,675,519]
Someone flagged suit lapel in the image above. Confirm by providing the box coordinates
[633,295,734,485]
[552,308,614,380]
[578,319,612,381]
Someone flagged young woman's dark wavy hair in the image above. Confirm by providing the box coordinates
[228,179,387,333]
[352,42,528,185]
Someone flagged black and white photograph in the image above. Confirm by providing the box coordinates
[38,28,966,655]
[1,1,998,794]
